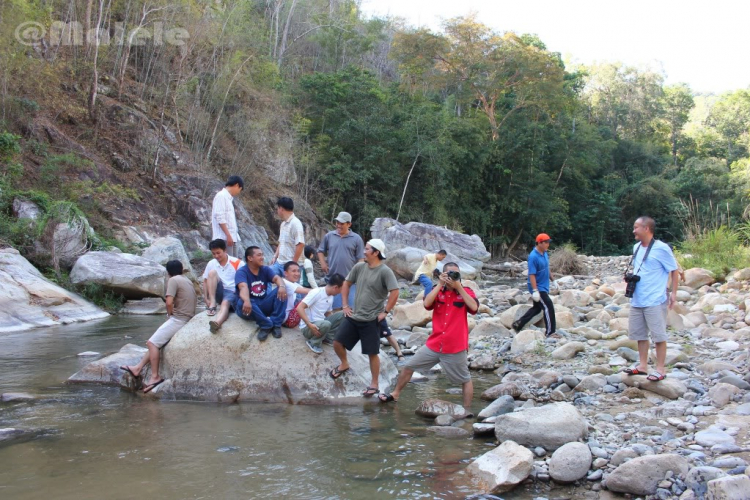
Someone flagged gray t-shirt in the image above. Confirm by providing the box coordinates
[346,262,398,322]
[166,274,197,322]
[318,230,365,279]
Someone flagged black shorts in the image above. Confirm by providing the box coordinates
[378,318,392,338]
[335,317,381,355]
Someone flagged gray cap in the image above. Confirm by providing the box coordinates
[335,212,352,223]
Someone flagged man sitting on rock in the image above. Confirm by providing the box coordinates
[329,239,399,398]
[203,239,244,334]
[235,246,288,341]
[121,260,196,393]
[413,249,447,296]
[278,261,312,329]
[379,262,477,414]
[297,273,346,354]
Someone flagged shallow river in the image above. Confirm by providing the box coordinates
[0,311,574,499]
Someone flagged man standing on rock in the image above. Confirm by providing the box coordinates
[121,260,196,393]
[203,239,244,333]
[413,249,447,296]
[329,239,399,398]
[317,212,364,312]
[235,246,288,341]
[379,262,478,414]
[512,234,557,338]
[622,216,679,382]
[271,197,304,277]
[211,176,243,257]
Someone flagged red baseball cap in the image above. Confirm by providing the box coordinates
[536,233,551,243]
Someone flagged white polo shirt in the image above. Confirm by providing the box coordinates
[211,188,240,242]
[203,256,244,289]
[301,287,333,323]
[278,213,304,264]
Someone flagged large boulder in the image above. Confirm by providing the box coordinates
[390,300,432,329]
[549,442,592,483]
[69,314,398,404]
[559,290,592,308]
[684,267,715,288]
[471,317,512,339]
[141,236,196,281]
[370,217,490,270]
[500,304,541,329]
[70,251,168,299]
[463,440,534,494]
[619,373,687,399]
[494,402,588,451]
[386,247,478,280]
[68,343,147,386]
[0,248,108,333]
[604,454,689,495]
[510,329,544,354]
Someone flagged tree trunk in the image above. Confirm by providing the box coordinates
[277,0,297,67]
[396,151,420,222]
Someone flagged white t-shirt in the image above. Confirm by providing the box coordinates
[282,278,299,321]
[301,287,333,323]
[202,256,244,289]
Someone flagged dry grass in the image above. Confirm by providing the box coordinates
[549,243,587,275]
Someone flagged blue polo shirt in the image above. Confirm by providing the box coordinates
[527,248,550,293]
[631,240,678,308]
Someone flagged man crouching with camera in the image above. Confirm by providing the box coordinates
[622,216,679,382]
[379,262,478,416]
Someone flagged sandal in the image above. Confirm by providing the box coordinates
[622,366,646,376]
[362,387,380,398]
[206,306,217,317]
[647,372,667,382]
[378,393,397,403]
[329,366,350,380]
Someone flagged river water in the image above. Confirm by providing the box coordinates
[0,311,573,499]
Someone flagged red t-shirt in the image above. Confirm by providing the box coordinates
[424,286,478,354]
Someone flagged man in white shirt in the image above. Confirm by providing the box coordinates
[271,196,304,277]
[211,176,243,257]
[202,239,244,333]
[297,273,346,354]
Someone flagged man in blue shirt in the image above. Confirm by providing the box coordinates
[512,233,557,338]
[622,216,679,382]
[235,246,288,341]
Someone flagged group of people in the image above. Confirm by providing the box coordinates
[123,174,679,408]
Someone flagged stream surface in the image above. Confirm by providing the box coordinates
[0,291,575,499]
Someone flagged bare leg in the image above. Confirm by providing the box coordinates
[333,340,349,371]
[387,336,403,357]
[206,270,219,309]
[125,351,151,377]
[654,341,667,375]
[215,299,231,327]
[144,341,162,385]
[636,340,650,372]
[461,379,474,409]
[389,367,415,401]
[368,353,380,389]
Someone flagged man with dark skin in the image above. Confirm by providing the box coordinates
[317,212,365,312]
[235,246,289,340]
[329,239,399,398]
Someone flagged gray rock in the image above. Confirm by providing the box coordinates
[605,454,689,495]
[551,341,586,360]
[1,392,35,402]
[685,466,726,498]
[434,414,455,426]
[563,375,580,388]
[706,475,750,499]
[425,426,470,438]
[710,457,747,469]
[494,402,588,451]
[619,373,687,399]
[416,399,466,418]
[464,440,534,494]
[617,346,639,362]
[478,395,515,421]
[70,251,168,299]
[695,428,736,448]
[472,423,495,436]
[735,403,750,416]
[140,236,196,281]
[548,442,592,483]
[717,376,750,391]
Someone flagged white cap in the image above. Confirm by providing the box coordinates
[367,239,387,259]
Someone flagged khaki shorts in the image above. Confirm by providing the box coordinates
[405,346,471,384]
[628,301,668,343]
[148,317,187,348]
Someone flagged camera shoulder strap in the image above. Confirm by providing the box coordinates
[634,239,656,275]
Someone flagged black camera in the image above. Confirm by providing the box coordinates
[447,270,461,281]
[624,273,640,298]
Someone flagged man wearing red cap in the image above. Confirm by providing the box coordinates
[512,233,557,338]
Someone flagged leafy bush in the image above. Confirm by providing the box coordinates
[78,283,124,313]
[0,131,21,159]
[678,226,749,280]
[549,243,588,276]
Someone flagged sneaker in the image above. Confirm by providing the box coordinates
[511,320,522,332]
[305,339,323,354]
[257,328,271,341]
[272,326,282,339]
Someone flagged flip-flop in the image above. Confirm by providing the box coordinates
[647,372,667,382]
[142,379,165,393]
[120,366,139,378]
[206,306,217,317]
[378,393,397,403]
[329,366,350,380]
[622,366,646,376]
[362,387,379,397]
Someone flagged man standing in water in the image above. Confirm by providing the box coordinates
[621,216,679,382]
[512,233,557,338]
[121,260,196,393]
[329,239,399,398]
[379,263,477,415]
